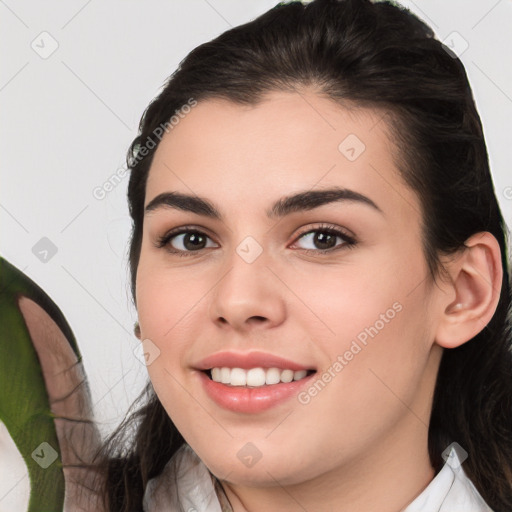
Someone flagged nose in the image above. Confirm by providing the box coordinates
[208,244,286,332]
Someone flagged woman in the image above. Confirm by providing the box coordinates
[93,0,512,510]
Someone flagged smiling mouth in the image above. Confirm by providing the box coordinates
[204,367,316,387]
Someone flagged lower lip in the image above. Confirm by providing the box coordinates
[198,371,315,413]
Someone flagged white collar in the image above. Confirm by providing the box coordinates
[403,445,493,512]
[143,444,494,512]
[143,443,225,512]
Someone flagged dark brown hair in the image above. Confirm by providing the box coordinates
[92,0,512,510]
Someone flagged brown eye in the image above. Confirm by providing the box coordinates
[175,232,208,251]
[292,225,356,253]
[157,229,218,255]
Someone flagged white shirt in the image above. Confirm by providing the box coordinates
[143,443,494,512]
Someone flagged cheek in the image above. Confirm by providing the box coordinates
[287,250,419,352]
[135,264,207,442]
[289,246,433,409]
[134,260,210,411]
[135,257,208,340]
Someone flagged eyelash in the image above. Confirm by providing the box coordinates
[155,223,357,258]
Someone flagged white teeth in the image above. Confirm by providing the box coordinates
[209,367,311,387]
[230,368,247,386]
[280,369,294,383]
[293,370,307,381]
[220,367,231,384]
[265,367,281,385]
[246,368,266,387]
[211,368,221,381]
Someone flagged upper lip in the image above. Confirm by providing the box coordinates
[194,351,315,371]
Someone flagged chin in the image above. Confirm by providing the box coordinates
[193,440,321,488]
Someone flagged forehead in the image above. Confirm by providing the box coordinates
[144,90,419,223]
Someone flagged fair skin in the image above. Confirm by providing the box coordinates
[135,89,502,512]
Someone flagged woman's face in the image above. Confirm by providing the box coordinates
[135,90,445,486]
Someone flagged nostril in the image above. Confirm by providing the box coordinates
[246,316,268,325]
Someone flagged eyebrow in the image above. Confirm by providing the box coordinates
[144,187,383,219]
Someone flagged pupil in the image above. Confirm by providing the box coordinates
[184,233,205,250]
[315,232,335,250]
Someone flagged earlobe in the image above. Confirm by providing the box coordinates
[435,232,503,349]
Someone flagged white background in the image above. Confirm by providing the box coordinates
[1,0,511,507]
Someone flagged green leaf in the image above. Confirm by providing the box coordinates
[0,257,82,511]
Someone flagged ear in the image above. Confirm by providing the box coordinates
[434,232,503,349]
